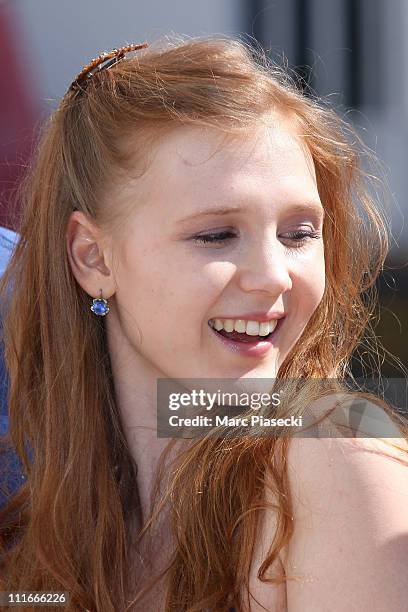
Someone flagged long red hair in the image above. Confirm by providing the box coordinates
[0,34,407,611]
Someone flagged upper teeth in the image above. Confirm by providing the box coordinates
[208,318,278,336]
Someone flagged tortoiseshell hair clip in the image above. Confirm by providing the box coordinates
[68,42,149,94]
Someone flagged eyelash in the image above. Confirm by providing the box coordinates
[192,230,321,248]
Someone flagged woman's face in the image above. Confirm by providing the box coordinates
[107,119,325,380]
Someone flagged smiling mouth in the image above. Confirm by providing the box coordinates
[208,320,281,343]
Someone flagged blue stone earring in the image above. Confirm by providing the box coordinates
[90,288,110,316]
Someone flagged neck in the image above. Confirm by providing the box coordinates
[105,313,179,526]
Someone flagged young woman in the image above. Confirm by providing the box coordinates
[0,35,407,612]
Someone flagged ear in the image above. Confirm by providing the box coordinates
[66,210,116,299]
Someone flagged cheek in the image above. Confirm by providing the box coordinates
[156,259,234,308]
[114,249,217,333]
[112,245,166,334]
[293,254,326,314]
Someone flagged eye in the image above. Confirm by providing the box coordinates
[191,230,237,246]
[190,229,322,248]
[281,230,321,248]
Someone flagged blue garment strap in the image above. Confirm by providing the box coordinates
[0,226,19,277]
[0,226,25,509]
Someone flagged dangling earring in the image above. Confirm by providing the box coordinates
[90,288,110,316]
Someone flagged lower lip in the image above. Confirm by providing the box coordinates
[208,319,283,357]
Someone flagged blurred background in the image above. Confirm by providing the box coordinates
[0,0,406,376]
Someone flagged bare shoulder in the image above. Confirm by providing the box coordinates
[278,398,408,611]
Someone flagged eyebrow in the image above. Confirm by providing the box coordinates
[177,202,325,224]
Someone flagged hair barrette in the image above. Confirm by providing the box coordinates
[68,42,149,94]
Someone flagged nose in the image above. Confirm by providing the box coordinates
[236,238,293,297]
